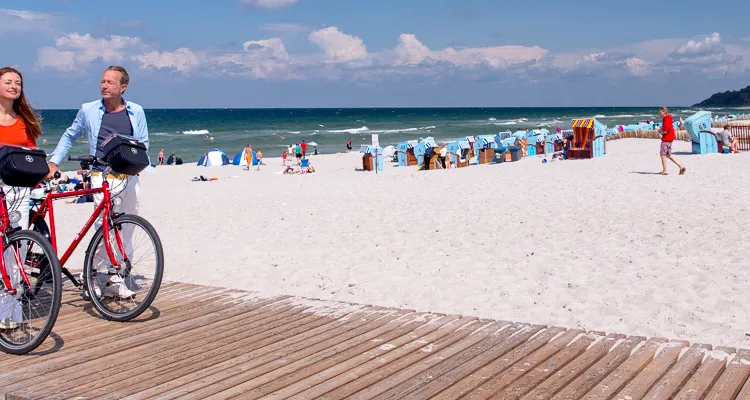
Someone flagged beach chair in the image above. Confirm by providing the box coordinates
[567,118,606,159]
[359,145,383,171]
[473,135,497,165]
[414,137,438,169]
[446,140,471,168]
[396,140,418,166]
[684,111,718,154]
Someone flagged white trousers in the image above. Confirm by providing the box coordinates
[90,174,139,274]
[0,186,31,323]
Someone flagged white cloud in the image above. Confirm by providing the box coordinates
[36,47,77,72]
[393,34,546,69]
[135,48,201,73]
[242,0,298,9]
[55,33,145,63]
[394,34,432,65]
[215,38,293,79]
[308,27,367,63]
[36,33,148,71]
[670,32,722,58]
[0,8,63,34]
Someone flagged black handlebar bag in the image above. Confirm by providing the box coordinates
[101,135,150,175]
[0,146,49,187]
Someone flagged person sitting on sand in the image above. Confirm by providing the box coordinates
[718,125,739,153]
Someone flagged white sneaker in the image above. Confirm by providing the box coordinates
[0,318,18,330]
[78,272,102,299]
[103,275,136,299]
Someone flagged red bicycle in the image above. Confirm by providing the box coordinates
[0,146,62,355]
[29,154,163,322]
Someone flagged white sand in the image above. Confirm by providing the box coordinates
[52,139,750,348]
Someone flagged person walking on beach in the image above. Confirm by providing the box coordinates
[295,143,302,164]
[244,144,252,171]
[158,148,165,165]
[300,140,307,159]
[256,149,263,171]
[47,65,147,299]
[657,106,686,175]
[282,150,287,166]
[346,138,352,152]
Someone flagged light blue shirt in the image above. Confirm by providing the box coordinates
[49,99,149,166]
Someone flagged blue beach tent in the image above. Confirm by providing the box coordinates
[197,149,230,166]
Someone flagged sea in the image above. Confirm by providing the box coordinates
[36,107,735,169]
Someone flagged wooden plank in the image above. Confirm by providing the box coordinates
[187,310,414,399]
[522,333,626,400]
[552,335,645,400]
[17,301,307,398]
[488,332,602,399]
[370,323,542,400]
[448,328,581,400]
[242,313,444,400]
[673,346,734,400]
[317,317,482,400]
[204,311,427,400]
[63,305,342,399]
[705,349,750,400]
[0,286,241,372]
[291,315,466,400]
[393,324,549,400]
[613,340,689,400]
[737,376,750,400]
[0,291,272,383]
[341,319,504,400]
[640,343,712,400]
[200,318,504,400]
[116,307,389,399]
[582,338,667,400]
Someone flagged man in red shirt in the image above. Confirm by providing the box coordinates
[658,106,686,175]
[300,140,307,159]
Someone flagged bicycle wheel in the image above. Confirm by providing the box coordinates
[83,214,163,322]
[0,230,62,355]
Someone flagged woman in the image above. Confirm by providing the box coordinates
[0,66,42,231]
[0,67,42,329]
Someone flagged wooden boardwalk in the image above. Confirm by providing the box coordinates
[1,282,750,399]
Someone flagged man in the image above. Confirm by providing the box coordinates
[657,106,686,175]
[300,140,307,159]
[717,124,739,153]
[47,65,149,299]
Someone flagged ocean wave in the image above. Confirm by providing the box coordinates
[182,129,210,135]
[327,126,370,134]
[594,114,606,118]
[152,132,170,136]
[325,125,436,135]
[369,125,436,134]
[488,117,497,121]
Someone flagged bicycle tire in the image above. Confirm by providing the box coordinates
[0,230,62,355]
[83,214,163,322]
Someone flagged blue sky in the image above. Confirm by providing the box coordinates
[2,0,749,109]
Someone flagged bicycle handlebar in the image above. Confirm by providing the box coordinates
[68,155,96,163]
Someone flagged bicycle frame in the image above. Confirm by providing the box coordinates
[29,177,127,272]
[0,188,32,295]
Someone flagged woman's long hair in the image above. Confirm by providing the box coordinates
[0,67,42,141]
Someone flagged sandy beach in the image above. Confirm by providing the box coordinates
[51,138,750,348]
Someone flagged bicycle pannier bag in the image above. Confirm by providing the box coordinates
[101,134,150,175]
[0,146,49,187]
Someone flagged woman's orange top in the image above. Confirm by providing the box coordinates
[0,118,36,147]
